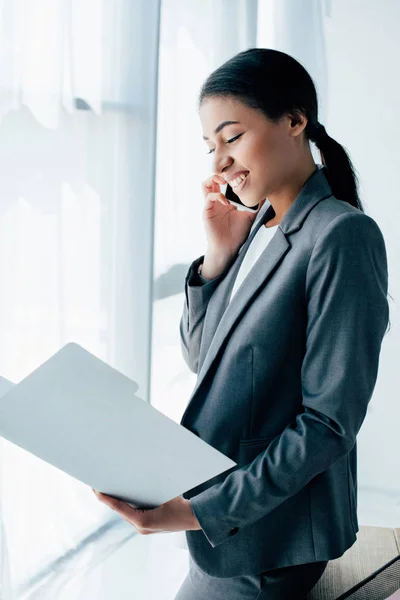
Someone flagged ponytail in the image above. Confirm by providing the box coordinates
[306,122,364,212]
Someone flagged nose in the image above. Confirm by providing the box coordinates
[212,149,232,176]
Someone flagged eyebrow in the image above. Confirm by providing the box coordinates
[202,120,240,140]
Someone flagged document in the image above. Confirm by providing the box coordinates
[0,343,236,508]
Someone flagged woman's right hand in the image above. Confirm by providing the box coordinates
[202,174,262,259]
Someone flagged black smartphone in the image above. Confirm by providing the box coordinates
[225,182,259,212]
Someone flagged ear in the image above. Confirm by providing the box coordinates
[287,111,308,138]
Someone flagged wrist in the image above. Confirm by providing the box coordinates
[201,249,235,280]
[186,499,201,530]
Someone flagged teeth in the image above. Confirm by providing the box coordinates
[230,172,248,188]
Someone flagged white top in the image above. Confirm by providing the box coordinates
[229,223,279,304]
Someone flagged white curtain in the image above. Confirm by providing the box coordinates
[0,0,103,129]
[0,0,160,598]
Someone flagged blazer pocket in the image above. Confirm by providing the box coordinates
[238,435,275,466]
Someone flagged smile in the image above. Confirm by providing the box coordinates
[231,172,249,191]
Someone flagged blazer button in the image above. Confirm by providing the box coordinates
[229,527,239,536]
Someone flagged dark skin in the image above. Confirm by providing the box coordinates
[200,96,318,226]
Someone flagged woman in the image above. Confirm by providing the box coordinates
[95,48,389,599]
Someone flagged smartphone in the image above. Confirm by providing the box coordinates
[224,182,259,213]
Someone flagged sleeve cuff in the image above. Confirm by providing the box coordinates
[189,491,240,548]
[187,256,217,286]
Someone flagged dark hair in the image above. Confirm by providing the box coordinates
[199,47,395,334]
[198,47,364,212]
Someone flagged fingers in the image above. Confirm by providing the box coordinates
[94,490,149,528]
[202,174,226,199]
[93,490,122,511]
[203,174,226,188]
[204,191,231,211]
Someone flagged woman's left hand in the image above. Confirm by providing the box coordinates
[92,489,201,535]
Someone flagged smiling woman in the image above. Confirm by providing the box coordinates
[176,47,390,599]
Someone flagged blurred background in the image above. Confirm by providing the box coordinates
[0,1,398,598]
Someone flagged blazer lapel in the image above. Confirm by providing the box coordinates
[180,165,333,425]
[196,202,283,371]
[191,200,276,371]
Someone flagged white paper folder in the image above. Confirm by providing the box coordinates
[0,343,236,508]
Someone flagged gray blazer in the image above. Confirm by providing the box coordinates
[179,165,389,578]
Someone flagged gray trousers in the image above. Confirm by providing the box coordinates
[174,554,328,600]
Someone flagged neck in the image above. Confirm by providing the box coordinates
[265,158,318,223]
